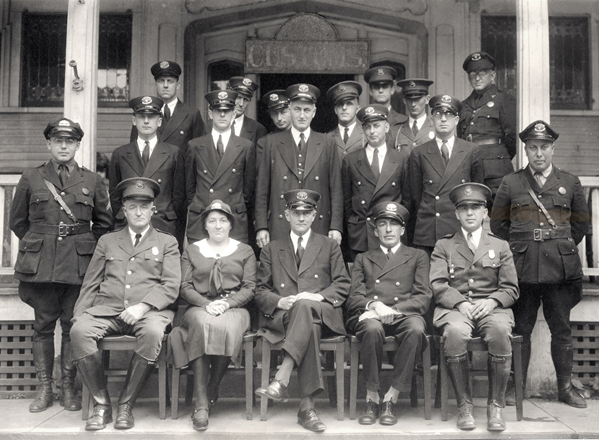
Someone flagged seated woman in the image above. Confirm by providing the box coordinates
[169,200,256,431]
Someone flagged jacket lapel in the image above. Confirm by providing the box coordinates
[304,133,324,177]
[454,233,474,261]
[213,135,244,182]
[240,118,255,140]
[277,131,300,179]
[365,248,388,271]
[355,149,377,186]
[423,140,446,178]
[472,231,491,264]
[131,227,158,257]
[159,100,186,140]
[540,167,560,194]
[62,164,86,191]
[347,125,364,151]
[117,227,134,255]
[122,142,145,176]
[298,233,323,275]
[439,139,468,191]
[198,137,219,178]
[279,237,298,282]
[377,246,414,278]
[415,117,435,143]
[373,149,399,195]
[40,162,64,189]
[143,142,170,178]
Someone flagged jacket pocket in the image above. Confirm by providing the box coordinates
[14,238,43,274]
[558,239,582,280]
[75,240,97,277]
[510,241,528,275]
[236,203,247,214]
[29,193,50,221]
[74,194,95,221]
[510,197,531,223]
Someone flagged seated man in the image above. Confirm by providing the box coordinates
[430,183,518,432]
[345,201,431,426]
[254,189,350,433]
[70,177,181,431]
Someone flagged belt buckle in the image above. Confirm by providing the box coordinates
[58,224,68,237]
[533,229,542,241]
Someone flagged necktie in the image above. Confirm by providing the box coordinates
[299,132,306,154]
[58,164,67,186]
[371,148,380,181]
[467,232,477,254]
[343,127,349,144]
[142,141,150,167]
[134,233,142,247]
[216,134,224,160]
[386,248,394,260]
[208,255,224,298]
[412,120,419,137]
[534,172,544,188]
[441,140,450,165]
[296,236,305,267]
[163,105,171,122]
[231,119,236,135]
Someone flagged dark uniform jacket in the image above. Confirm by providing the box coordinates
[327,124,364,163]
[73,225,180,318]
[458,85,517,189]
[405,138,483,247]
[342,146,408,253]
[185,133,256,243]
[430,229,519,321]
[109,141,182,235]
[10,162,112,285]
[255,232,350,343]
[490,166,589,284]
[130,99,205,155]
[345,245,431,330]
[206,116,267,146]
[254,130,343,241]
[393,116,436,155]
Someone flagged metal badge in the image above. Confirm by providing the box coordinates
[82,187,90,195]
[559,187,567,195]
[489,249,495,259]
[152,246,159,256]
[487,101,494,107]
[141,96,152,105]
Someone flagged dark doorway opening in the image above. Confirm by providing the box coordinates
[258,73,354,134]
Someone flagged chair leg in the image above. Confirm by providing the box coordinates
[171,367,181,420]
[439,339,449,422]
[513,340,524,421]
[325,351,337,408]
[184,371,194,406]
[244,339,254,420]
[158,347,167,420]
[422,340,432,420]
[260,339,271,421]
[410,375,418,407]
[349,339,359,420]
[335,343,344,421]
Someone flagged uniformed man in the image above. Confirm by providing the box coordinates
[254,190,350,433]
[185,90,255,244]
[341,104,408,260]
[130,61,204,153]
[110,96,183,238]
[393,78,435,154]
[491,121,589,409]
[405,94,483,254]
[431,183,519,431]
[326,80,364,161]
[458,52,517,202]
[70,177,180,431]
[345,201,431,426]
[256,89,291,172]
[255,83,343,247]
[9,118,112,413]
[226,76,268,145]
[364,66,408,139]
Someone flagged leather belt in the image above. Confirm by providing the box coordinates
[467,135,501,145]
[29,222,90,237]
[510,228,571,242]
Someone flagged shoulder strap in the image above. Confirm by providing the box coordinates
[518,172,556,228]
[42,176,79,223]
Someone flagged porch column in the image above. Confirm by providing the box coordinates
[516,0,555,396]
[64,0,100,170]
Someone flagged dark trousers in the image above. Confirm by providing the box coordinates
[281,300,336,398]
[351,315,427,393]
[514,282,582,347]
[18,281,80,342]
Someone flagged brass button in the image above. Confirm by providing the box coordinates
[395,282,400,286]
[392,182,396,186]
[126,285,130,289]
[60,192,65,196]
[127,270,132,275]
[203,170,208,174]
[228,189,233,193]
[57,237,63,241]
[361,200,366,205]
[157,179,162,183]
[394,297,398,301]
[314,274,319,278]
[319,215,323,219]
[373,295,378,300]
[435,196,440,200]
[366,217,370,221]
[375,280,380,284]
[435,213,440,217]
[280,284,285,288]
[279,215,283,219]
[209,189,214,193]
[280,195,284,199]
[315,176,319,181]
[283,176,288,180]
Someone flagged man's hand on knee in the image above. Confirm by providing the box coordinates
[277,296,297,311]
[456,301,475,320]
[471,298,499,320]
[119,303,152,325]
[371,301,402,324]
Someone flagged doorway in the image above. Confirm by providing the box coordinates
[258,73,354,134]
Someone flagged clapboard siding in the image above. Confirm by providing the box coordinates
[0,112,131,173]
[551,115,599,177]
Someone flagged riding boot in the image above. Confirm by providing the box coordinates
[487,354,511,431]
[29,340,55,413]
[446,354,475,430]
[506,339,530,406]
[60,339,81,411]
[551,344,587,408]
[75,351,112,431]
[114,353,155,429]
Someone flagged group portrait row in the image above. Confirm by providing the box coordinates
[8,52,590,434]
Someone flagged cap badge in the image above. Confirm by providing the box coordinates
[297,191,308,200]
[377,68,384,75]
[365,107,374,115]
[58,119,70,126]
[217,91,228,100]
[339,85,346,92]
[464,186,473,196]
[141,96,152,105]
[212,202,222,209]
[559,187,567,195]
[159,61,169,68]
[488,249,495,259]
[135,180,145,189]
[386,203,397,212]
[487,101,495,107]
[242,78,252,86]
[408,81,416,88]
[270,93,279,101]
[298,84,309,93]
[534,123,546,132]
[472,53,481,61]
[442,95,452,103]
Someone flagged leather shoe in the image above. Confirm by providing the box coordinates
[114,402,135,430]
[297,408,326,432]
[379,400,397,425]
[487,404,506,432]
[255,379,289,402]
[456,402,476,431]
[558,386,587,408]
[358,400,379,425]
[85,404,113,431]
[192,407,209,431]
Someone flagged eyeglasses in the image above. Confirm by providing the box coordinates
[457,203,485,212]
[468,69,491,79]
[50,137,78,145]
[431,110,457,120]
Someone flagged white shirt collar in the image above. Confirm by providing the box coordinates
[366,143,387,171]
[530,163,553,179]
[136,136,158,157]
[291,126,311,146]
[232,114,244,136]
[409,112,427,130]
[163,99,177,116]
[290,229,311,252]
[194,238,240,258]
[380,242,401,255]
[129,225,151,245]
[338,121,357,138]
[211,128,232,152]
[462,226,482,248]
[436,136,455,153]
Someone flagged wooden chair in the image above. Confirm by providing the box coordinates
[437,335,524,422]
[81,335,168,420]
[349,334,433,420]
[170,332,257,420]
[258,335,346,421]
